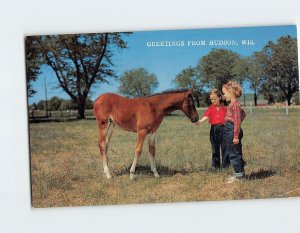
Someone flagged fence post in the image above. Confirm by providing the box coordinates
[285,100,288,116]
[250,102,253,116]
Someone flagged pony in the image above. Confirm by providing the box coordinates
[93,89,199,180]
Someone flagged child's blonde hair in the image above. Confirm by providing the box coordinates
[222,81,243,98]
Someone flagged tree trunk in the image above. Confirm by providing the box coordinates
[195,96,200,108]
[284,90,292,106]
[77,96,86,119]
[254,91,258,106]
[287,96,292,106]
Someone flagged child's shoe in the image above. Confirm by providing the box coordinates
[225,176,238,184]
[225,176,245,184]
[210,166,220,172]
[210,167,217,172]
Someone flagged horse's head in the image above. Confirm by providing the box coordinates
[181,89,199,123]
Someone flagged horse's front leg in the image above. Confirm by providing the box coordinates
[130,129,147,180]
[148,132,160,178]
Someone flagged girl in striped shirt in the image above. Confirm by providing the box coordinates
[222,81,246,183]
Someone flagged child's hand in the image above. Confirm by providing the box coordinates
[196,117,208,126]
[233,138,239,144]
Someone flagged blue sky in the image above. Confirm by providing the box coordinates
[28,25,297,104]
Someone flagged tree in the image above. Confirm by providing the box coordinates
[259,36,299,105]
[60,99,77,110]
[29,103,38,110]
[26,33,130,118]
[25,37,42,97]
[85,97,94,109]
[172,66,207,107]
[118,68,158,97]
[49,96,63,111]
[237,53,265,106]
[246,54,265,106]
[37,100,46,110]
[260,81,284,104]
[198,49,242,90]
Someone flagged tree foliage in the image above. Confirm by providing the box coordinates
[238,53,266,106]
[198,49,242,90]
[25,37,42,97]
[172,66,207,107]
[48,96,62,111]
[37,100,46,110]
[118,68,159,97]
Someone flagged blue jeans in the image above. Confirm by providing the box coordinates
[223,122,245,177]
[210,125,229,169]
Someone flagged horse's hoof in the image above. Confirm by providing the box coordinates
[130,173,135,180]
[106,174,112,179]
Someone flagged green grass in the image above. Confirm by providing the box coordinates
[29,108,300,207]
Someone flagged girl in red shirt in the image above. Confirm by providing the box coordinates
[197,89,229,170]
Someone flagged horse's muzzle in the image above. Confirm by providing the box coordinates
[191,117,199,123]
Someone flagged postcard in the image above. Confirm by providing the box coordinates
[26,25,299,208]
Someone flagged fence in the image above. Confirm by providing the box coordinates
[248,100,291,116]
[28,109,95,122]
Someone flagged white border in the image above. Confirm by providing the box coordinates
[0,0,299,232]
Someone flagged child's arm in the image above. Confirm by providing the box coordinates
[195,106,210,125]
[196,116,208,125]
[232,103,241,144]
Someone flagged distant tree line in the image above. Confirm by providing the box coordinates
[30,96,94,111]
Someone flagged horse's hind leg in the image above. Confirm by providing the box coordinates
[98,120,112,179]
[148,132,160,178]
[105,119,115,154]
[130,129,147,180]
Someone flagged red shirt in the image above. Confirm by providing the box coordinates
[204,104,227,125]
[225,99,246,139]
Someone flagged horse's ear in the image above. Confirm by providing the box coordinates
[186,89,193,96]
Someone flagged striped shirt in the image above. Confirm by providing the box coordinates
[225,99,246,139]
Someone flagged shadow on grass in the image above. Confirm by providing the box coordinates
[246,169,277,180]
[114,165,192,177]
[115,167,278,179]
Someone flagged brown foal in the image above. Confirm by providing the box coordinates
[93,89,199,179]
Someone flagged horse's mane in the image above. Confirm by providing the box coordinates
[144,88,190,97]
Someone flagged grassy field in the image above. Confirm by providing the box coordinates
[29,107,300,207]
